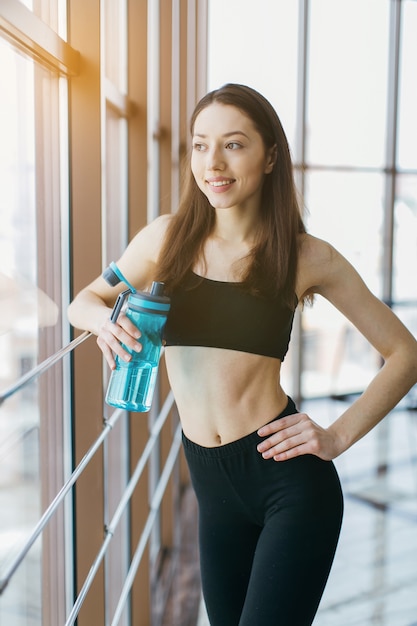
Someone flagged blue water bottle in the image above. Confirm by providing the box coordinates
[102,262,171,412]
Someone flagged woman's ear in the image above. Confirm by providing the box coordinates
[265,144,277,174]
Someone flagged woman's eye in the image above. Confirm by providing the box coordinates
[226,141,241,150]
[192,143,206,151]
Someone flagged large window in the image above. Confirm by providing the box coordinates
[0,38,42,624]
[0,1,208,624]
[0,22,71,626]
[208,0,417,399]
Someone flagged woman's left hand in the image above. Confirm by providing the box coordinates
[257,412,342,462]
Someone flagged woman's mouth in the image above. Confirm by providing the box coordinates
[206,178,235,191]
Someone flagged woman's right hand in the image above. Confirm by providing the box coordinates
[96,312,142,370]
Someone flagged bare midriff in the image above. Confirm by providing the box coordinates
[164,345,288,447]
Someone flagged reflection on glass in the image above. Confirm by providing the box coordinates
[307,0,389,167]
[397,1,417,170]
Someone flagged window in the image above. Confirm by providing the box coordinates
[0,33,71,624]
[307,0,389,168]
[208,0,416,399]
[207,0,299,151]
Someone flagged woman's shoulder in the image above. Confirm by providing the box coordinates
[129,213,174,256]
[296,233,343,299]
[145,213,175,239]
[298,233,338,266]
[111,214,175,286]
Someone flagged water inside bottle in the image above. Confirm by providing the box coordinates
[106,360,158,412]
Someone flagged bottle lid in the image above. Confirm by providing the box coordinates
[102,261,137,294]
[150,281,165,296]
[102,264,120,287]
[128,283,170,314]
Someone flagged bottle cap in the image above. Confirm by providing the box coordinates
[150,281,165,296]
[102,264,120,287]
[102,262,137,293]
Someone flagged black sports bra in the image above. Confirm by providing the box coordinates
[163,271,296,360]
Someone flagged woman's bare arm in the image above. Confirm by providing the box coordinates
[67,214,172,368]
[257,236,417,461]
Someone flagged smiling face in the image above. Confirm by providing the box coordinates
[191,103,275,215]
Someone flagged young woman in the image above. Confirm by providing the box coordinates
[68,84,417,625]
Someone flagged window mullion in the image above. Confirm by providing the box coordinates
[0,0,79,75]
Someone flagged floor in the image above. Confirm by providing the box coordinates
[168,394,417,626]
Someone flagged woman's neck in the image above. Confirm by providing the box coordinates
[212,207,260,246]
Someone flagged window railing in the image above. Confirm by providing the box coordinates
[0,331,184,625]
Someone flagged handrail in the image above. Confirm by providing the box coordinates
[64,390,176,626]
[111,421,182,626]
[0,330,91,406]
[0,401,125,595]
[0,327,183,624]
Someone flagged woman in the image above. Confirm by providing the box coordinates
[68,84,417,625]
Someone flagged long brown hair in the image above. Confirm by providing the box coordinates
[155,83,305,307]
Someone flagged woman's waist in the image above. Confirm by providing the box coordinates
[174,380,289,447]
[182,396,297,458]
[164,345,288,445]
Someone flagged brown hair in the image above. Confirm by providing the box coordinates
[155,83,305,306]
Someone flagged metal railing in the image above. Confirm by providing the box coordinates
[0,330,182,624]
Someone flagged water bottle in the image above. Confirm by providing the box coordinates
[102,262,171,412]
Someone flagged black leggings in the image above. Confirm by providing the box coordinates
[182,398,344,626]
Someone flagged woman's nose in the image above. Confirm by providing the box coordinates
[206,146,225,170]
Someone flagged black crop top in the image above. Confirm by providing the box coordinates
[163,271,296,360]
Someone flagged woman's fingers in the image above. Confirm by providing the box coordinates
[97,334,117,369]
[257,413,336,462]
[97,314,142,368]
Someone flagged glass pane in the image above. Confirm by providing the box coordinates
[0,38,69,624]
[304,171,384,293]
[0,40,41,625]
[104,0,128,92]
[301,171,384,398]
[393,175,417,303]
[103,106,129,623]
[307,0,389,167]
[302,297,381,398]
[397,0,417,170]
[207,0,299,152]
